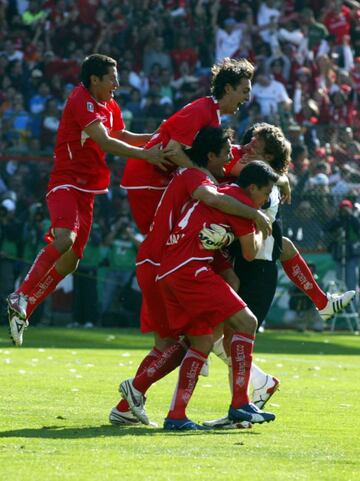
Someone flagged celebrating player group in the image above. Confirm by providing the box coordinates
[6,54,356,431]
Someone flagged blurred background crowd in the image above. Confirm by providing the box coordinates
[0,0,360,329]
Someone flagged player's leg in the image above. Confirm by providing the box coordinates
[164,333,212,431]
[281,237,355,320]
[117,267,188,425]
[224,307,276,424]
[8,190,93,346]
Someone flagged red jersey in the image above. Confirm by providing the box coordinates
[120,96,221,190]
[137,167,214,265]
[323,6,351,44]
[157,185,255,279]
[48,84,125,194]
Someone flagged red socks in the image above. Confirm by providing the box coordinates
[19,244,62,297]
[231,332,254,408]
[282,253,327,309]
[26,265,65,317]
[167,347,207,419]
[116,347,162,412]
[132,341,187,394]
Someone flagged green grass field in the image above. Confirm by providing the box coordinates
[0,327,359,481]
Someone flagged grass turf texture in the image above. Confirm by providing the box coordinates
[0,328,359,481]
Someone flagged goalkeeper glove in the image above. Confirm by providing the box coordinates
[199,224,235,250]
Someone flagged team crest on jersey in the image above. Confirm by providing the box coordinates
[87,102,94,112]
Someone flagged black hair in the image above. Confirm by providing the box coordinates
[211,57,254,100]
[81,54,117,88]
[236,160,279,188]
[187,126,233,167]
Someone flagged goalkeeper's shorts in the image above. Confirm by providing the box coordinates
[158,262,247,337]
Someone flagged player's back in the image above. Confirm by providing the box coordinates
[121,96,220,190]
[137,167,213,264]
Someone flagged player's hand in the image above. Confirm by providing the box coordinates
[199,224,235,250]
[146,144,172,171]
[254,210,272,239]
[278,176,292,204]
[162,141,183,159]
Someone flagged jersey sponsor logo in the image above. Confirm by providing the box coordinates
[87,102,94,112]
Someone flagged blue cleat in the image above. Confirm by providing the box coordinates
[164,417,209,431]
[229,403,276,424]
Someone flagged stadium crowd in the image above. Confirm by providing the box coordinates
[1,0,360,325]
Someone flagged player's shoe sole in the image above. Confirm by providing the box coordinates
[8,308,28,347]
[252,376,280,409]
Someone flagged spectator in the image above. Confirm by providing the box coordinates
[100,218,141,323]
[325,199,360,297]
[251,69,292,119]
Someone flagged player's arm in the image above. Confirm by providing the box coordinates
[113,129,153,147]
[84,121,171,170]
[276,174,291,204]
[238,230,264,262]
[192,184,272,238]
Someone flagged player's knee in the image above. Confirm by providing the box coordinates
[228,309,257,334]
[53,230,76,253]
[189,334,214,355]
[281,237,298,261]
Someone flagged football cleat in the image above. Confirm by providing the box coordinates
[229,403,275,424]
[163,417,209,431]
[318,291,355,321]
[8,310,28,347]
[202,415,252,430]
[119,379,149,425]
[252,375,280,409]
[109,407,140,426]
[7,292,28,320]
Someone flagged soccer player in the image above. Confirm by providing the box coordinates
[7,53,168,347]
[120,161,280,430]
[120,57,273,237]
[110,126,270,426]
[205,123,356,428]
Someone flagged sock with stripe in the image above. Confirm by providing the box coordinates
[116,347,162,412]
[132,340,188,394]
[230,332,255,409]
[281,253,327,309]
[167,347,207,419]
[26,265,64,317]
[18,244,62,297]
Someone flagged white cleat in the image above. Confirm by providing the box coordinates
[7,292,28,320]
[252,375,280,409]
[119,379,149,425]
[8,310,29,347]
[203,415,252,430]
[318,291,356,321]
[109,407,140,426]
